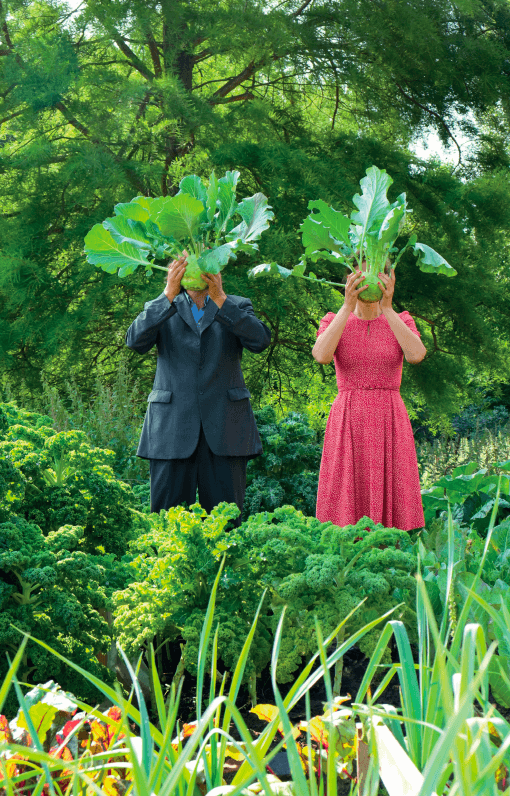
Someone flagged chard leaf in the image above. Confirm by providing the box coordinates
[84,224,152,273]
[225,193,274,247]
[412,242,457,276]
[103,215,152,249]
[155,193,205,241]
[198,243,235,274]
[206,170,219,223]
[113,200,149,222]
[179,174,207,205]
[488,656,510,708]
[351,166,393,238]
[215,170,241,232]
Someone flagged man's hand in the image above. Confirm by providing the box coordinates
[165,251,188,303]
[200,272,227,308]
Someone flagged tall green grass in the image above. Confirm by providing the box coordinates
[0,556,400,796]
[351,481,510,796]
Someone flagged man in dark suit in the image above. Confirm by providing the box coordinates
[125,252,272,527]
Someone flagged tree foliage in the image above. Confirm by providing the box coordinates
[2,0,510,432]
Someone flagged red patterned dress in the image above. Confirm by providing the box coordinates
[315,310,425,531]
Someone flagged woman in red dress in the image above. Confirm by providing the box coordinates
[312,262,426,532]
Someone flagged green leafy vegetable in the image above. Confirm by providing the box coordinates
[249,165,457,302]
[84,171,274,289]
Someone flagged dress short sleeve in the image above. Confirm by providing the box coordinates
[399,311,421,337]
[316,312,336,338]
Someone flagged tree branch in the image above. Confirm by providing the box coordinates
[395,81,462,166]
[211,60,260,99]
[146,29,162,78]
[209,91,254,105]
[292,0,315,16]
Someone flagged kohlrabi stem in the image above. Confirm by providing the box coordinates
[150,264,170,272]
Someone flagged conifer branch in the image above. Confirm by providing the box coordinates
[211,60,261,99]
[209,91,254,105]
[395,82,462,165]
[146,29,162,78]
[292,0,315,16]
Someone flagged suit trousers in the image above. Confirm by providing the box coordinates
[149,423,248,528]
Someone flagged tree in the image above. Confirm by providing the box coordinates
[2,0,510,435]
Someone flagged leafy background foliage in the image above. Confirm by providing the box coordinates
[2,0,510,439]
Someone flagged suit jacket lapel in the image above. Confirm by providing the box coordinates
[174,289,219,336]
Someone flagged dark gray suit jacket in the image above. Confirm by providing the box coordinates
[125,288,272,460]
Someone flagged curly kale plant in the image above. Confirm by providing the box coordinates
[114,499,417,701]
[112,500,271,703]
[84,170,273,290]
[0,403,147,556]
[228,506,418,694]
[0,518,113,718]
[243,405,322,520]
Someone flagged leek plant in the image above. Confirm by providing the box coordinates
[0,558,399,796]
[351,484,510,796]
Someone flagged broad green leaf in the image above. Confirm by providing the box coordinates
[113,200,149,223]
[18,702,58,743]
[305,199,351,247]
[155,193,205,240]
[351,166,393,236]
[378,202,406,246]
[179,174,207,205]
[206,170,220,223]
[103,215,152,249]
[248,262,294,279]
[487,655,510,706]
[413,243,457,276]
[198,243,235,274]
[84,224,152,273]
[226,193,274,246]
[215,170,240,232]
[300,215,340,255]
[131,196,165,216]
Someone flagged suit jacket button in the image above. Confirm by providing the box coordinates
[199,390,204,395]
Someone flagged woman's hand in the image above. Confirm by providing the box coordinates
[343,269,368,312]
[378,268,395,309]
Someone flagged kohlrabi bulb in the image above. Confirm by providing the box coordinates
[181,253,207,290]
[358,272,383,302]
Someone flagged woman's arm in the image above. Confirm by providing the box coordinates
[381,307,427,363]
[312,304,352,364]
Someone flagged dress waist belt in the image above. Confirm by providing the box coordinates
[338,386,400,391]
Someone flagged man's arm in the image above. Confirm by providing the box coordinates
[125,256,186,354]
[215,296,271,353]
[125,293,177,354]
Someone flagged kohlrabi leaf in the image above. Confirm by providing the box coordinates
[248,262,295,279]
[412,242,457,276]
[155,193,205,240]
[215,170,241,232]
[306,200,351,246]
[84,224,152,273]
[351,166,393,238]
[206,171,220,223]
[179,174,207,205]
[103,215,152,249]
[198,243,236,274]
[141,196,167,219]
[113,200,149,223]
[226,193,274,247]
